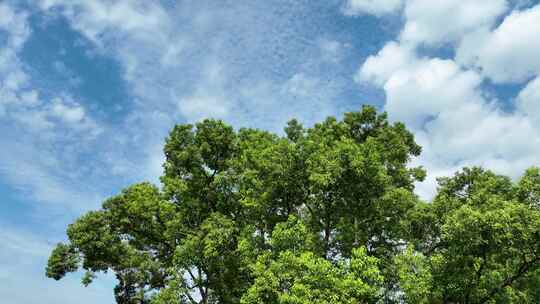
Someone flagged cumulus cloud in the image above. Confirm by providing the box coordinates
[357,42,416,86]
[457,3,540,83]
[356,2,540,199]
[401,0,507,46]
[517,77,540,124]
[343,0,404,16]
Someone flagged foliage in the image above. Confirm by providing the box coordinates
[46,106,540,303]
[400,167,540,303]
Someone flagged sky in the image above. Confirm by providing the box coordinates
[1,0,540,302]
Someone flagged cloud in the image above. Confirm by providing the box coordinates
[318,38,348,63]
[0,2,98,136]
[49,97,86,124]
[0,226,115,304]
[176,61,231,121]
[357,1,540,199]
[34,1,359,187]
[0,1,105,210]
[357,41,416,86]
[0,6,358,302]
[343,0,404,16]
[40,1,351,122]
[284,73,322,98]
[0,136,104,211]
[0,2,30,116]
[401,0,507,46]
[0,2,30,48]
[31,0,540,205]
[517,77,540,125]
[39,0,169,46]
[456,3,540,83]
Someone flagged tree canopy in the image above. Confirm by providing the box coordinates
[46,106,540,303]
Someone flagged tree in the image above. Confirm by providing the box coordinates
[399,167,540,303]
[46,106,423,303]
[46,106,540,303]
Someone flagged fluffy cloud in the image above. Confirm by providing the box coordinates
[457,4,540,83]
[343,0,404,16]
[401,0,507,46]
[359,28,540,198]
[383,59,483,129]
[357,42,416,87]
[517,77,540,124]
[345,0,509,46]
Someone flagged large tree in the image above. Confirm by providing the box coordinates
[46,106,540,303]
[397,167,540,303]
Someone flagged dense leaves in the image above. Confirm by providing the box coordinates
[399,168,540,303]
[46,106,540,303]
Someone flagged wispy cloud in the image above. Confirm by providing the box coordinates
[0,225,115,303]
[343,0,404,16]
[0,2,105,212]
[34,0,358,186]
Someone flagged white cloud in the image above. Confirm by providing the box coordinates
[357,41,416,86]
[401,0,507,46]
[39,0,169,46]
[0,2,30,116]
[0,2,30,48]
[517,77,540,124]
[36,0,352,187]
[457,4,540,83]
[384,58,483,129]
[19,90,40,107]
[351,0,540,199]
[0,3,98,135]
[179,95,230,121]
[343,0,404,16]
[50,98,85,123]
[39,0,540,206]
[359,39,540,199]
[0,2,104,210]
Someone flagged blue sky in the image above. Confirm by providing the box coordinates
[1,0,540,302]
